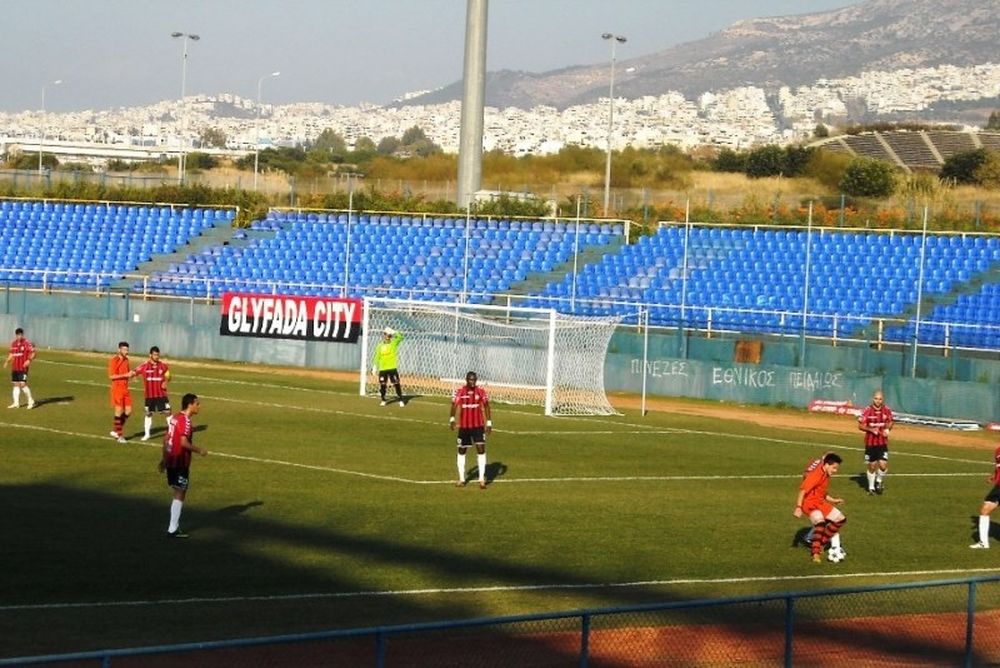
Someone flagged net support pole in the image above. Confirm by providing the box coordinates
[641,306,649,416]
[544,308,557,416]
[911,205,929,377]
[359,296,371,396]
[800,201,814,367]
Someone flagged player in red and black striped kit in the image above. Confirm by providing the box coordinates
[159,393,207,538]
[970,443,1000,549]
[4,327,36,409]
[449,371,492,489]
[858,390,893,495]
[131,346,171,441]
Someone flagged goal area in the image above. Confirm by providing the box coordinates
[359,298,621,416]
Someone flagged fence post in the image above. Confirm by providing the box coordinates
[375,630,387,668]
[579,613,591,668]
[784,595,796,668]
[964,580,977,668]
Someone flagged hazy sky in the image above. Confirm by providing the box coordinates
[2,0,861,113]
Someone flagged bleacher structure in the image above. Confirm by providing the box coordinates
[2,198,1000,352]
[521,224,1000,349]
[144,210,621,302]
[812,130,1000,173]
[0,200,234,290]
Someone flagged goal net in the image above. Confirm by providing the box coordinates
[360,297,622,416]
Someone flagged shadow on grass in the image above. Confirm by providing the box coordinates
[0,483,991,666]
[790,525,810,549]
[27,395,74,409]
[848,472,869,491]
[483,461,507,483]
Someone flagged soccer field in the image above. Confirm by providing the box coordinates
[1,349,996,657]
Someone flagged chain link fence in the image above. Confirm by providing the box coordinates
[6,576,999,667]
[3,168,998,232]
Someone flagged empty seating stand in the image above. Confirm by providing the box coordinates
[524,224,1000,349]
[0,200,234,291]
[143,211,622,304]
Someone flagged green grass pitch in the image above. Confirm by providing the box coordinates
[1,349,995,657]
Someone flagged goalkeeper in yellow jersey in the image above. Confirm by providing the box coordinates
[371,327,405,406]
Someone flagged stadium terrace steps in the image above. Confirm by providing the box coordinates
[119,218,242,289]
[848,259,1000,341]
[497,238,623,304]
[812,131,1000,173]
[524,224,1000,349]
[880,132,942,171]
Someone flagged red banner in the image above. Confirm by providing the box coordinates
[808,399,861,416]
[219,293,363,343]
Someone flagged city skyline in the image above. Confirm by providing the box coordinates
[2,0,860,114]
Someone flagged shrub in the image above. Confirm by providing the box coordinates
[840,158,897,198]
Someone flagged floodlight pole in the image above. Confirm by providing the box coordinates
[38,79,62,174]
[171,31,200,185]
[601,33,626,215]
[253,71,281,191]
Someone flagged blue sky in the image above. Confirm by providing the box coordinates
[1,0,861,113]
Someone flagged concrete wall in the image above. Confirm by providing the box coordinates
[3,289,997,422]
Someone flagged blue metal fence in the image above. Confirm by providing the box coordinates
[5,575,999,667]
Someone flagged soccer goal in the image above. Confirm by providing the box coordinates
[359,297,622,416]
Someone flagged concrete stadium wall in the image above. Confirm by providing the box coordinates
[2,289,998,423]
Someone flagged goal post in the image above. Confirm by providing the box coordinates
[359,297,622,416]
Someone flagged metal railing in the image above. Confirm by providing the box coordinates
[4,575,998,667]
[3,274,999,355]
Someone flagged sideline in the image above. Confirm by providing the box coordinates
[5,566,1000,612]
[2,416,987,484]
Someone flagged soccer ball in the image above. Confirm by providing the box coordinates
[827,546,847,563]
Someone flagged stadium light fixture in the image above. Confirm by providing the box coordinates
[254,71,281,191]
[601,33,626,215]
[38,79,62,175]
[171,32,200,185]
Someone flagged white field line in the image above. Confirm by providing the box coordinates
[4,566,1000,612]
[61,374,988,468]
[4,418,986,488]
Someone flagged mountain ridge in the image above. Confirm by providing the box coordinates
[399,0,998,111]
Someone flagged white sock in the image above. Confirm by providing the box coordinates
[22,386,32,403]
[144,415,153,437]
[168,499,183,533]
[477,453,487,482]
[866,471,876,490]
[830,533,842,550]
[456,453,466,482]
[876,470,885,484]
[12,387,20,404]
[979,515,990,546]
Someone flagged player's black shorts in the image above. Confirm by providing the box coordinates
[166,467,190,491]
[10,371,27,383]
[456,427,486,447]
[985,485,1000,505]
[145,397,171,414]
[864,446,889,463]
[378,369,401,385]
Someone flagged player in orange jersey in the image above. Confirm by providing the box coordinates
[800,452,843,555]
[794,452,846,563]
[107,341,133,443]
